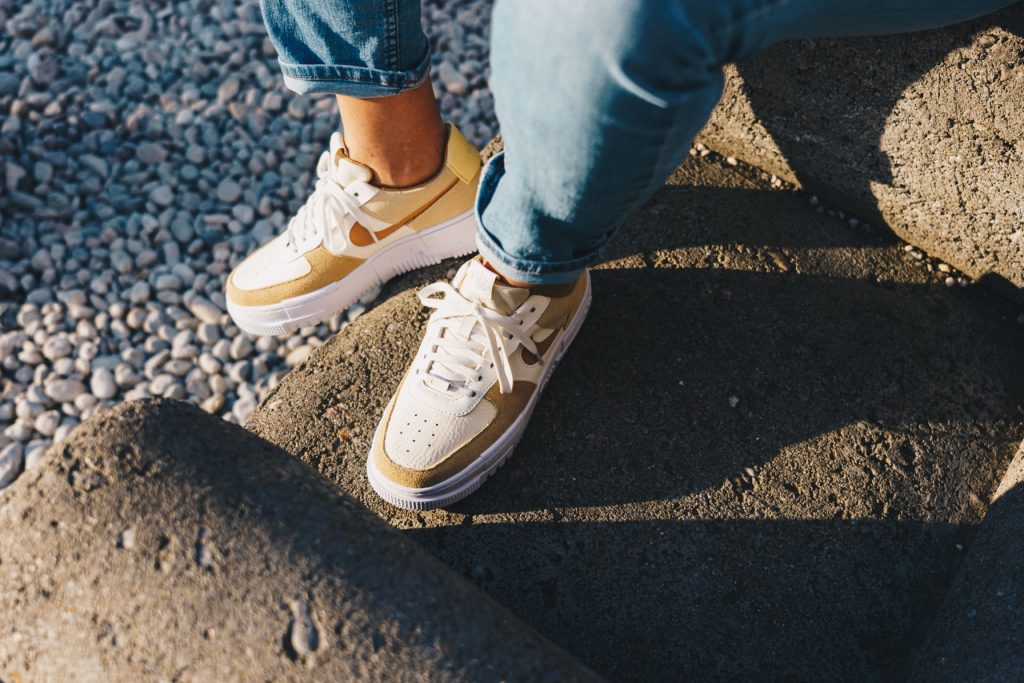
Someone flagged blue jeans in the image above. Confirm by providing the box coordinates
[260,0,1016,283]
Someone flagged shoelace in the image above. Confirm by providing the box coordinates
[418,282,539,396]
[284,134,364,252]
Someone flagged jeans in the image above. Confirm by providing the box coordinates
[260,0,1017,283]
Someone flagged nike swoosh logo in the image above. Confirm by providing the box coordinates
[349,176,460,247]
[522,330,559,366]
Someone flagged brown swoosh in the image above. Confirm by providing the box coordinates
[349,176,460,247]
[522,330,559,366]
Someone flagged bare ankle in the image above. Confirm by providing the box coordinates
[336,80,446,187]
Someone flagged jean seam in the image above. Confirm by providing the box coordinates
[384,0,400,73]
[278,55,429,83]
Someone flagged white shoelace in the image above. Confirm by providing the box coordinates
[284,134,365,252]
[418,282,539,396]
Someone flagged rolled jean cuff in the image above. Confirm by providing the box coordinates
[278,49,431,97]
[475,152,597,285]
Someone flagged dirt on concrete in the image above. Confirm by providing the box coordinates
[248,154,1024,681]
[0,400,598,682]
[697,5,1024,300]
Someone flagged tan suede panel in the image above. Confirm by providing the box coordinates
[358,125,480,226]
[407,166,480,231]
[535,273,589,330]
[445,124,484,183]
[360,167,458,225]
[350,176,461,246]
[227,246,364,306]
[373,381,536,489]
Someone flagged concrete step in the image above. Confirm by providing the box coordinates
[910,441,1024,681]
[248,153,1024,680]
[0,400,598,681]
[697,5,1024,302]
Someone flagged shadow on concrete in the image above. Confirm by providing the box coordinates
[734,6,1024,229]
[445,182,1024,515]
[248,159,1024,682]
[409,517,967,682]
[910,477,1024,681]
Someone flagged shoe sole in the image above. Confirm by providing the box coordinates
[366,273,593,511]
[226,209,478,336]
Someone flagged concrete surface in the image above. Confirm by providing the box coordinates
[0,400,598,682]
[910,441,1024,682]
[248,153,1024,681]
[697,4,1024,300]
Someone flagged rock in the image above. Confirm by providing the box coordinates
[34,410,60,437]
[90,367,117,400]
[285,344,313,367]
[0,73,20,97]
[0,442,23,489]
[150,185,174,207]
[44,378,86,403]
[439,62,469,96]
[229,335,253,360]
[23,440,48,470]
[217,77,241,104]
[42,335,72,360]
[216,179,243,204]
[189,296,223,325]
[137,142,168,164]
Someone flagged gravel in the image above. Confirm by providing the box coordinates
[0,0,496,489]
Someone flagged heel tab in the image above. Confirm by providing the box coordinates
[445,124,482,184]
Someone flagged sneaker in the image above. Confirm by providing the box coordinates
[226,123,482,336]
[367,258,592,510]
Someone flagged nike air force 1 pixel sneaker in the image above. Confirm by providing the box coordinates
[226,124,481,336]
[368,258,592,510]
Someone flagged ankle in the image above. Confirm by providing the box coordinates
[480,257,533,289]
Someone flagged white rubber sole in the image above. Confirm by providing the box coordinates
[226,209,478,336]
[367,274,593,511]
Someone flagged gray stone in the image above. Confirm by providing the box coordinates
[0,73,20,97]
[0,442,23,489]
[149,185,174,207]
[136,142,168,165]
[23,439,48,470]
[0,401,595,681]
[188,296,223,325]
[44,378,86,404]
[34,410,60,437]
[216,179,243,204]
[90,367,117,401]
[439,62,469,96]
[229,335,253,361]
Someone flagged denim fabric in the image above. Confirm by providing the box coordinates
[261,0,1017,282]
[477,0,1018,283]
[260,0,429,96]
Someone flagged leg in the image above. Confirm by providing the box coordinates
[336,83,445,187]
[477,0,1018,284]
[228,0,484,336]
[260,0,443,185]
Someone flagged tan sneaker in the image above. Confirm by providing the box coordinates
[226,123,481,336]
[367,258,592,510]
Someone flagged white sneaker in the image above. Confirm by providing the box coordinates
[367,258,592,510]
[226,123,481,336]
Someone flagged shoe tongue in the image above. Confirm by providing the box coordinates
[455,259,529,316]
